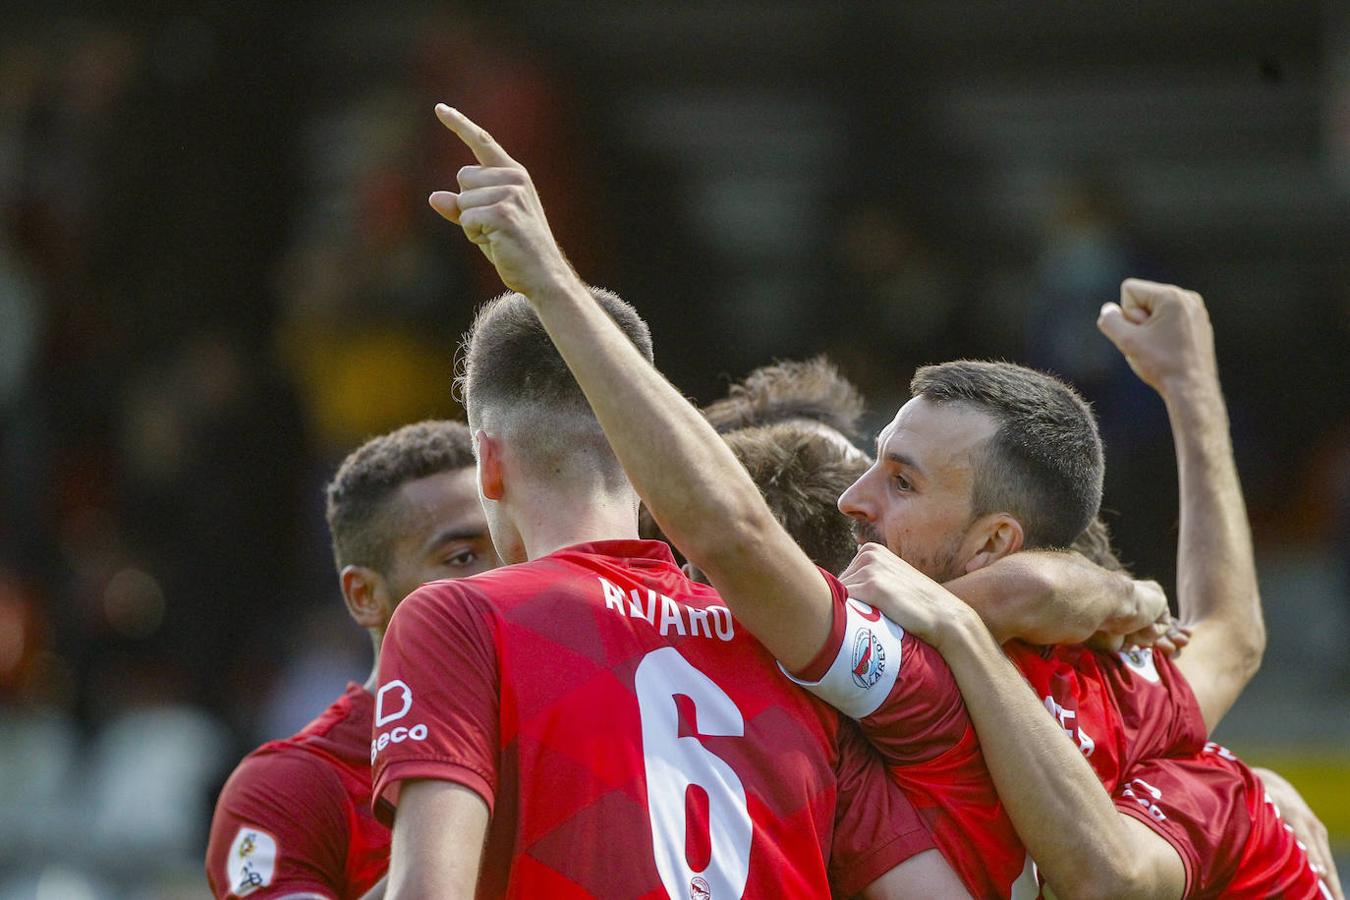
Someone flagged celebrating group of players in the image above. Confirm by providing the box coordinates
[205,105,1342,899]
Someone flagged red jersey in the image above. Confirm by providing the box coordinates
[797,574,1326,900]
[371,540,934,898]
[1115,743,1332,898]
[206,683,389,899]
[1003,641,1208,794]
[784,571,1025,897]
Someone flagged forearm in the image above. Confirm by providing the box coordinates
[1164,378,1264,691]
[935,610,1172,898]
[525,276,830,668]
[1166,380,1260,630]
[944,552,1144,645]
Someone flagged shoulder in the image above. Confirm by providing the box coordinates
[217,745,349,817]
[207,747,353,894]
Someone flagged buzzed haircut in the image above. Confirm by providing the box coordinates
[456,287,654,486]
[325,420,476,572]
[910,360,1104,550]
[702,356,866,444]
[723,423,870,576]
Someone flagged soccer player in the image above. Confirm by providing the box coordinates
[708,357,1180,653]
[423,106,1329,897]
[420,104,1167,896]
[205,420,498,900]
[842,282,1334,896]
[728,381,1338,898]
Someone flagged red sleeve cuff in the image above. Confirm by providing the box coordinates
[791,568,849,682]
[832,824,936,898]
[1115,800,1196,897]
[372,759,496,826]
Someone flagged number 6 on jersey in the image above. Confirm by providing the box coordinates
[636,648,752,899]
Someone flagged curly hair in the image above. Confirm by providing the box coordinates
[703,356,866,444]
[723,422,870,576]
[324,420,476,572]
[1070,515,1132,576]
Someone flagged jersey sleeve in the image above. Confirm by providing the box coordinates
[1115,648,1209,766]
[370,581,500,825]
[205,752,347,899]
[1111,750,1250,897]
[827,722,936,898]
[782,568,971,765]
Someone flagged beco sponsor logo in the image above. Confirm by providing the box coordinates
[370,679,429,762]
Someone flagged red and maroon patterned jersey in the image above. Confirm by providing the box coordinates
[1115,743,1331,898]
[793,573,1329,898]
[1003,641,1208,795]
[371,540,934,899]
[206,683,389,899]
[784,571,1027,897]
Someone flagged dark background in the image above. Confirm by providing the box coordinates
[0,2,1347,896]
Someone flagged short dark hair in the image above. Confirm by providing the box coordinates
[456,287,653,485]
[910,360,1103,549]
[723,423,870,576]
[325,420,476,572]
[702,356,866,444]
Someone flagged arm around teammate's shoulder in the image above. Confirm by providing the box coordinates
[943,550,1163,646]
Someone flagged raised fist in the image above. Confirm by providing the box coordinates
[1096,279,1219,396]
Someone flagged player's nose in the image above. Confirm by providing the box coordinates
[837,472,872,521]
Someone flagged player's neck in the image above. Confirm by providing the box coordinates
[363,629,383,694]
[515,488,640,561]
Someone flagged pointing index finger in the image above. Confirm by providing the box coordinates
[435,104,517,168]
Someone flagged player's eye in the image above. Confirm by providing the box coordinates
[893,474,913,493]
[444,548,479,567]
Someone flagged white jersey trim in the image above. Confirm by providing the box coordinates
[779,597,904,719]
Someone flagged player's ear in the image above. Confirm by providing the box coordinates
[476,430,505,502]
[962,513,1024,573]
[341,565,392,629]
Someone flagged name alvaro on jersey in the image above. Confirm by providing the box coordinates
[598,577,736,641]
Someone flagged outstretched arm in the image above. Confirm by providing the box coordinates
[427,104,831,670]
[1099,279,1264,730]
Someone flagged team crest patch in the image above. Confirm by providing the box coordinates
[227,826,277,896]
[850,627,886,689]
[1118,646,1161,683]
[690,875,711,899]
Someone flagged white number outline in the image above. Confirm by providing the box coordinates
[635,647,752,899]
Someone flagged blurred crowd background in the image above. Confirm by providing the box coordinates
[0,2,1347,897]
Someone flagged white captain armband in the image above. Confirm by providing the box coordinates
[780,597,905,719]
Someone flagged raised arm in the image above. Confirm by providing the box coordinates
[1098,279,1264,730]
[427,104,830,670]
